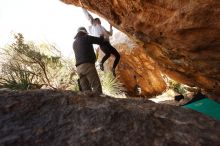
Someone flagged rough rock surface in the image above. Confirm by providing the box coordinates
[117,42,166,96]
[0,90,220,146]
[99,32,167,96]
[61,0,220,99]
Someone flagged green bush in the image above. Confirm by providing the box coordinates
[168,79,187,95]
[0,33,78,90]
[100,71,126,97]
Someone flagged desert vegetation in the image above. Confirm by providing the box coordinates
[0,33,125,96]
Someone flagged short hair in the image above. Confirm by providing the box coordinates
[94,18,101,23]
[77,27,87,33]
[94,18,100,21]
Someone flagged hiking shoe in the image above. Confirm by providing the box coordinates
[112,68,116,77]
[100,63,104,71]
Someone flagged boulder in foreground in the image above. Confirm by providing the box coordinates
[0,90,220,146]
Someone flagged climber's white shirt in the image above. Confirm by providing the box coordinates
[82,8,112,41]
[89,24,110,41]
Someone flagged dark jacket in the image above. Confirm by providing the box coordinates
[73,32,103,66]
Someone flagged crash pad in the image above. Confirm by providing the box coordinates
[184,98,220,121]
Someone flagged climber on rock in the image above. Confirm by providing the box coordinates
[79,1,120,77]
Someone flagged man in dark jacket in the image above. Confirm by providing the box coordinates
[73,27,104,94]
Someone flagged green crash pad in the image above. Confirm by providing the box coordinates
[184,98,220,121]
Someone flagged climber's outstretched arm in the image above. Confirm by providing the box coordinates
[109,24,113,36]
[103,24,113,36]
[79,0,94,24]
[82,8,94,25]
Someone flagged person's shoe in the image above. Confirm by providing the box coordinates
[100,63,104,71]
[112,68,116,77]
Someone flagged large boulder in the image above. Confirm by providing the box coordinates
[61,0,220,100]
[0,90,220,145]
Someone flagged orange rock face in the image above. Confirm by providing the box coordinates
[62,0,220,99]
[116,44,166,97]
[97,33,167,97]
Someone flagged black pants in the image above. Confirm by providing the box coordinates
[100,41,120,69]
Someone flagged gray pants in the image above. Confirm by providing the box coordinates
[76,63,102,94]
